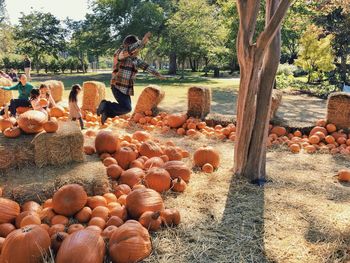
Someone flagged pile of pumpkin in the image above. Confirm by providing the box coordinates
[83,129,220,180]
[0,105,68,139]
[0,183,180,263]
[268,119,350,155]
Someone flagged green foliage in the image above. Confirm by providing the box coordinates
[14,11,66,70]
[277,64,298,76]
[0,0,6,23]
[295,25,335,83]
[1,54,23,70]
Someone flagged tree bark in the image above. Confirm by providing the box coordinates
[234,0,292,182]
[168,52,177,75]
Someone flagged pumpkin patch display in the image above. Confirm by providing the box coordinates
[193,146,220,169]
[95,130,119,154]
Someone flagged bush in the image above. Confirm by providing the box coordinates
[1,54,23,71]
[48,59,60,73]
[276,74,296,90]
[277,63,298,76]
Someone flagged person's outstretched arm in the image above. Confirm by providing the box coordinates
[134,58,165,80]
[1,83,19,90]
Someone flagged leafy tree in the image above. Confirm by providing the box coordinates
[14,11,66,72]
[295,25,335,83]
[165,0,228,78]
[0,0,6,23]
[315,6,350,84]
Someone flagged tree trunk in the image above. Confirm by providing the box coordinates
[168,52,177,75]
[214,67,220,78]
[204,57,209,77]
[234,0,291,183]
[189,58,195,72]
[340,52,347,83]
[181,59,185,79]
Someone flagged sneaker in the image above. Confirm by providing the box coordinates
[97,100,107,116]
[101,111,108,125]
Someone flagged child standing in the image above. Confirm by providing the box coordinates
[68,84,84,129]
[97,32,165,124]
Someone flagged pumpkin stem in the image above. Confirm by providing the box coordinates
[56,232,65,242]
[152,211,161,220]
[177,177,181,183]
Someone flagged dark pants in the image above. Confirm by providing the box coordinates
[72,117,84,129]
[0,99,31,116]
[104,86,132,118]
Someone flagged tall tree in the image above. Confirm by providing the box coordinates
[14,11,66,71]
[234,0,292,182]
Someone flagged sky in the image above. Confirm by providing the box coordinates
[5,0,90,25]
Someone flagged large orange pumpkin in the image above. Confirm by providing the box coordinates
[109,220,152,263]
[50,106,65,118]
[144,168,172,193]
[126,188,165,219]
[167,113,187,128]
[118,168,145,188]
[162,161,191,182]
[164,146,183,161]
[56,229,106,263]
[193,146,220,169]
[95,130,119,154]
[3,127,21,138]
[0,198,20,224]
[43,119,59,133]
[17,110,48,134]
[139,141,164,158]
[114,184,132,198]
[270,126,287,137]
[1,225,50,263]
[113,146,138,170]
[144,157,164,169]
[52,184,88,216]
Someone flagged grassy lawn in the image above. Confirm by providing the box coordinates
[30,71,240,115]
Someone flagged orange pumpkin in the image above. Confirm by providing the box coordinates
[113,146,138,170]
[338,169,350,182]
[20,214,41,227]
[0,198,20,224]
[270,126,287,137]
[84,145,96,155]
[87,196,107,209]
[114,184,132,198]
[309,135,320,144]
[50,106,65,118]
[67,224,85,234]
[1,225,50,263]
[109,206,128,221]
[95,130,119,154]
[48,224,65,237]
[56,229,106,263]
[101,225,118,240]
[139,141,164,158]
[144,157,165,169]
[162,161,191,182]
[139,211,162,231]
[75,207,92,223]
[106,216,124,227]
[126,188,165,219]
[43,119,58,133]
[118,168,145,188]
[132,131,151,142]
[3,126,21,138]
[39,208,56,224]
[0,223,16,238]
[144,168,172,193]
[289,144,301,153]
[17,110,48,134]
[88,217,106,229]
[0,117,15,132]
[193,146,220,169]
[103,193,117,204]
[109,220,152,263]
[91,206,110,221]
[326,123,337,133]
[202,163,214,173]
[21,201,42,213]
[310,126,328,137]
[51,215,69,225]
[164,146,183,161]
[167,113,187,128]
[52,184,88,216]
[160,208,181,226]
[172,178,187,192]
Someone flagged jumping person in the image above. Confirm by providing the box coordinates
[68,84,84,129]
[0,74,34,116]
[97,32,165,124]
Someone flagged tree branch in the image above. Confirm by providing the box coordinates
[257,0,293,51]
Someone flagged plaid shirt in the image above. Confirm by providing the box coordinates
[111,41,160,96]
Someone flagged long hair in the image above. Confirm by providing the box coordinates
[69,84,82,103]
[30,88,40,100]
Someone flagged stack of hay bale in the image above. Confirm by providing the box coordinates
[270,89,283,119]
[82,81,106,113]
[133,85,165,115]
[0,77,13,106]
[44,80,64,102]
[327,92,350,128]
[187,86,211,119]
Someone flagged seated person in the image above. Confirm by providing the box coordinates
[30,88,48,115]
[0,70,12,81]
[39,84,56,110]
[0,74,34,117]
[8,69,18,82]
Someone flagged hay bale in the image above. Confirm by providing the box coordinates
[326,92,350,129]
[205,113,236,127]
[44,80,64,102]
[82,81,106,113]
[270,90,282,119]
[0,77,13,106]
[31,121,84,168]
[133,85,165,115]
[0,134,35,171]
[187,86,211,119]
